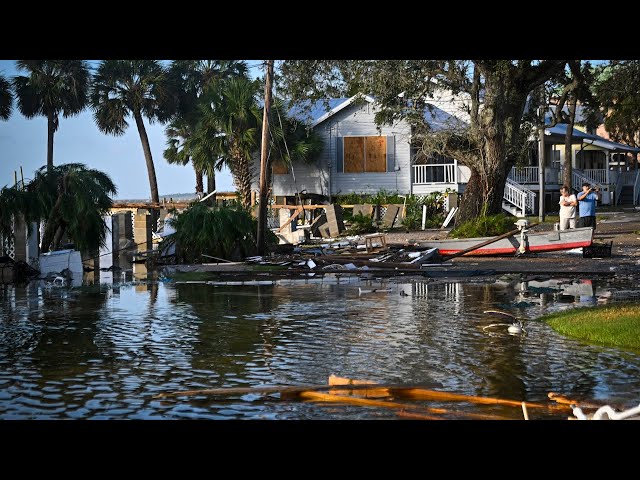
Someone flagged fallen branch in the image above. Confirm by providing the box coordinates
[299,391,512,420]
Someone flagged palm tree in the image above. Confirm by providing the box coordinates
[164,117,205,195]
[12,60,90,171]
[268,97,323,181]
[0,73,12,120]
[91,60,175,204]
[196,76,262,209]
[0,163,116,254]
[165,60,248,195]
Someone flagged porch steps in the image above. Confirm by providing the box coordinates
[617,186,635,205]
[501,201,522,217]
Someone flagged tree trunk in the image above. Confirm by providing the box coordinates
[133,110,160,204]
[563,95,577,189]
[47,111,55,172]
[41,174,69,253]
[232,156,253,210]
[52,224,66,251]
[457,71,528,224]
[228,141,254,210]
[194,166,204,195]
[207,171,216,203]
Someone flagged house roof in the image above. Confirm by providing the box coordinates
[294,94,468,130]
[545,123,640,153]
[424,104,468,131]
[310,95,376,127]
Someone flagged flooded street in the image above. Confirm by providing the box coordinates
[1,272,639,419]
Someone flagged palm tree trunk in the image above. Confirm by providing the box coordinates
[41,174,69,252]
[52,224,67,251]
[133,110,160,204]
[232,156,253,210]
[47,112,55,172]
[206,171,216,203]
[194,166,204,195]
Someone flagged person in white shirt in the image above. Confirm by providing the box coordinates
[558,185,577,230]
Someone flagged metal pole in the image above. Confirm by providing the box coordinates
[538,107,546,222]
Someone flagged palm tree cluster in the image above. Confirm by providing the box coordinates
[0,163,116,254]
[2,59,322,258]
[3,59,321,209]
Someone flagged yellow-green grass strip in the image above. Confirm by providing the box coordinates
[543,304,640,351]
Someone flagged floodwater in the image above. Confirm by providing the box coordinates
[1,269,639,420]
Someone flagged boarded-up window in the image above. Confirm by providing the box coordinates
[340,136,387,173]
[365,136,386,172]
[344,137,365,173]
[272,159,288,174]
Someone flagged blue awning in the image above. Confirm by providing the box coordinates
[545,124,640,153]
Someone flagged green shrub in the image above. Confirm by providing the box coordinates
[165,203,277,263]
[346,213,378,235]
[450,213,516,238]
[335,189,449,232]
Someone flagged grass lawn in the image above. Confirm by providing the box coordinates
[543,304,640,351]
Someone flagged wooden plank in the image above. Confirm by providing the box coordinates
[381,204,399,227]
[277,206,303,233]
[344,137,365,173]
[271,159,288,174]
[330,376,570,412]
[299,391,513,420]
[365,136,386,172]
[441,207,458,229]
[324,205,345,237]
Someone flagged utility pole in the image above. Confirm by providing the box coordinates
[257,60,274,256]
[538,105,546,222]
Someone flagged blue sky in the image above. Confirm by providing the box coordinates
[0,60,263,200]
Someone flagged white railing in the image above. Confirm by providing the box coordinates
[504,178,536,216]
[509,166,561,184]
[581,169,608,185]
[509,166,538,184]
[634,170,640,206]
[572,170,594,189]
[413,161,458,185]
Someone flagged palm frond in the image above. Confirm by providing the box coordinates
[0,74,13,120]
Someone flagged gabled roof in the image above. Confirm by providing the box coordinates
[291,94,469,131]
[424,104,468,131]
[309,95,376,127]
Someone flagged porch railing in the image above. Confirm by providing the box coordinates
[580,168,608,185]
[504,178,536,217]
[412,161,458,185]
[509,166,561,184]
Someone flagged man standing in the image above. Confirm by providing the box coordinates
[577,182,601,229]
[558,185,577,230]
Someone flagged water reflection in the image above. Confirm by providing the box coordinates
[1,274,639,419]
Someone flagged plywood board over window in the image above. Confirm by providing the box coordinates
[365,136,386,172]
[344,137,365,173]
[272,159,289,174]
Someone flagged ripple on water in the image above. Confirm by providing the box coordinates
[2,279,640,419]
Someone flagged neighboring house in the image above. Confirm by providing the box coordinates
[258,95,640,218]
[509,122,640,212]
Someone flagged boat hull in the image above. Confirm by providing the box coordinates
[419,227,594,256]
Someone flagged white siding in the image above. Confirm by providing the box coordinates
[265,101,413,197]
